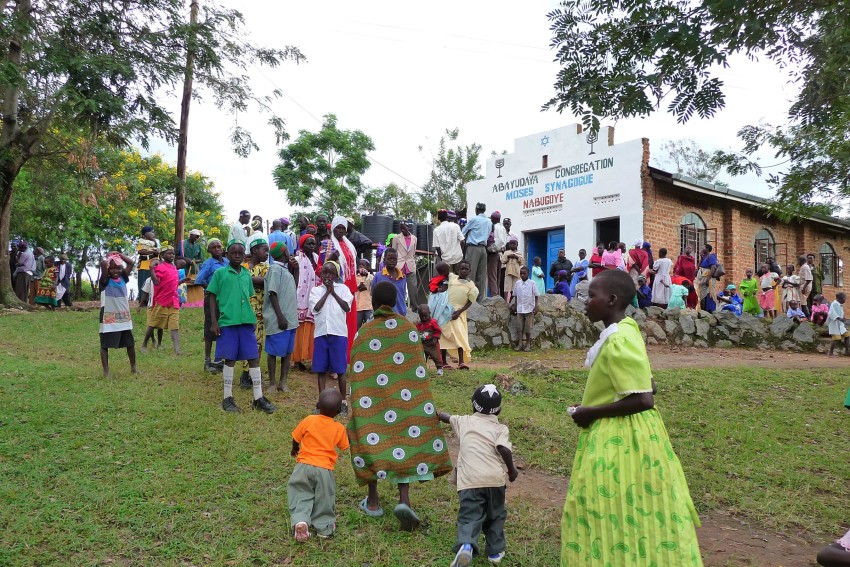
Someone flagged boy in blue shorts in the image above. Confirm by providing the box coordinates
[264,242,298,392]
[207,240,276,414]
[309,261,353,415]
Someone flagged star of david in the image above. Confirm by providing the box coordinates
[541,135,550,147]
[481,384,499,397]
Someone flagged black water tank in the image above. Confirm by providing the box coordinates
[360,215,392,245]
[391,219,401,235]
[416,223,434,252]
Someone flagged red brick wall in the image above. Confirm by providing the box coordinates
[641,160,850,301]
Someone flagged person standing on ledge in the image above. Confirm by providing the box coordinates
[461,203,490,302]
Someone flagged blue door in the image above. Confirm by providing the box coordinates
[547,229,565,290]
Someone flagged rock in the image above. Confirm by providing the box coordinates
[715,339,733,349]
[510,360,550,374]
[665,307,682,318]
[537,293,568,314]
[694,319,710,340]
[694,339,709,348]
[679,315,696,335]
[625,304,637,317]
[714,310,739,328]
[558,336,573,350]
[632,310,647,323]
[466,301,491,323]
[792,322,817,347]
[769,316,795,337]
[780,340,802,352]
[739,312,767,336]
[664,320,680,335]
[646,306,664,318]
[644,320,667,342]
[680,334,694,347]
[569,298,587,312]
[491,335,503,347]
[646,336,658,345]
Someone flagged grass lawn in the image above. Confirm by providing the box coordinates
[0,308,847,566]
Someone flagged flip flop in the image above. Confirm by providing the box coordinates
[458,363,470,370]
[359,497,384,517]
[394,503,421,531]
[294,521,310,542]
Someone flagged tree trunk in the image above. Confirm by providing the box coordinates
[174,0,198,253]
[0,167,20,305]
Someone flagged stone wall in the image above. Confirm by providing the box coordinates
[445,294,821,352]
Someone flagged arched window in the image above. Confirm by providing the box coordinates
[754,228,776,269]
[820,242,836,286]
[679,213,706,253]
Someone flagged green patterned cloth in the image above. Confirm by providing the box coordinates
[347,307,452,485]
[562,318,703,566]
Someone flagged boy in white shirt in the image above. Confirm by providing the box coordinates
[439,384,519,567]
[826,292,849,357]
[509,266,539,352]
[309,261,354,414]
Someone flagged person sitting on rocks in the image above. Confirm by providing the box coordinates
[811,294,829,326]
[717,284,743,316]
[786,300,807,323]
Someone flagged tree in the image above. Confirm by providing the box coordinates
[545,0,850,219]
[0,1,305,304]
[359,183,425,222]
[11,143,227,297]
[273,114,375,218]
[656,139,727,186]
[419,128,483,213]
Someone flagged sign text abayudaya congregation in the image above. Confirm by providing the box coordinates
[490,157,615,213]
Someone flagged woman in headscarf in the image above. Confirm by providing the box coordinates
[320,216,359,359]
[292,234,320,371]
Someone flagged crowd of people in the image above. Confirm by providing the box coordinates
[9,240,73,308]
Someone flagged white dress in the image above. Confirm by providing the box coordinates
[651,258,673,304]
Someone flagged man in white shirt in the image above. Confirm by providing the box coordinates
[229,210,251,247]
[797,255,813,317]
[509,266,539,352]
[433,210,465,272]
[486,211,508,298]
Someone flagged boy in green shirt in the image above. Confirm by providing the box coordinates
[207,240,276,414]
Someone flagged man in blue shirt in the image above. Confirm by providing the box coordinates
[194,238,228,373]
[461,202,489,302]
[371,248,408,316]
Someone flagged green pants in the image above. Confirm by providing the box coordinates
[287,462,337,536]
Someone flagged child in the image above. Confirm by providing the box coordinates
[348,281,452,531]
[207,240,276,414]
[509,266,538,352]
[175,257,189,305]
[563,269,702,567]
[811,294,829,326]
[781,264,801,313]
[142,247,183,354]
[667,278,691,311]
[34,255,59,310]
[195,238,227,373]
[264,242,298,393]
[416,304,444,375]
[438,385,519,567]
[98,252,137,377]
[356,259,373,329]
[718,284,743,316]
[759,265,780,318]
[500,237,523,300]
[287,389,350,542]
[531,256,546,296]
[293,234,320,371]
[310,262,353,413]
[636,275,652,308]
[440,260,479,371]
[553,270,571,299]
[826,292,849,357]
[786,300,806,322]
[240,235,270,389]
[574,274,589,303]
[740,268,762,316]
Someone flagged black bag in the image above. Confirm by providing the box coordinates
[710,262,725,279]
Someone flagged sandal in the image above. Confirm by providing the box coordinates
[458,363,470,370]
[394,503,421,531]
[359,497,384,517]
[294,521,310,542]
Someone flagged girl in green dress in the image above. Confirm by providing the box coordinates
[562,269,703,566]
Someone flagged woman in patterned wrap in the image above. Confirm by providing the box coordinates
[348,281,452,532]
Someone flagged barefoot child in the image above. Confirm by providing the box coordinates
[348,281,452,531]
[207,240,276,414]
[811,294,829,326]
[264,242,298,392]
[562,269,702,566]
[356,259,373,329]
[501,237,523,300]
[439,385,519,567]
[99,252,137,377]
[194,238,227,373]
[509,266,538,352]
[142,248,182,354]
[310,262,353,412]
[416,304,445,375]
[827,292,849,357]
[288,389,350,542]
[531,256,546,295]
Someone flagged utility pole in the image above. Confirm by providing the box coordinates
[174,0,198,253]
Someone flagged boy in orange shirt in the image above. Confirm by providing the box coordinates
[288,389,350,542]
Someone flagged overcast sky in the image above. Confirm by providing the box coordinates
[147,0,798,225]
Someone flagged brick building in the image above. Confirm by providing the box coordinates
[466,125,848,299]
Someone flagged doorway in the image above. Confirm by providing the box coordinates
[595,217,620,247]
[525,227,565,290]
